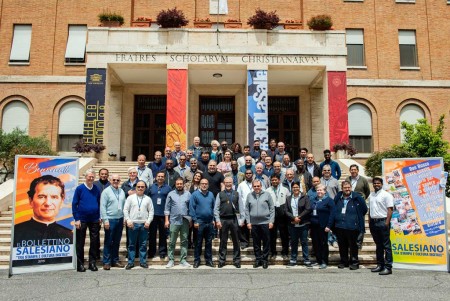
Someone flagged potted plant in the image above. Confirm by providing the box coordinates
[98,11,125,27]
[73,139,93,157]
[156,7,189,28]
[224,19,242,29]
[307,14,333,31]
[283,19,303,30]
[247,8,280,30]
[193,18,212,28]
[91,143,106,162]
[332,142,358,158]
[108,152,117,161]
[132,16,152,27]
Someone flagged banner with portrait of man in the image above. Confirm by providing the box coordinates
[9,156,79,275]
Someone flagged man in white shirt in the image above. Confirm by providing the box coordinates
[369,177,394,276]
[236,169,254,249]
[136,154,153,187]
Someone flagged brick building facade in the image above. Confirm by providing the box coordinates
[0,0,449,160]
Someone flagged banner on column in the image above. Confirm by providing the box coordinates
[327,71,349,148]
[166,69,187,150]
[84,68,106,144]
[247,70,268,149]
[382,158,449,272]
[10,156,78,275]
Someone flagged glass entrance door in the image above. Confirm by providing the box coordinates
[133,95,166,158]
[268,96,300,158]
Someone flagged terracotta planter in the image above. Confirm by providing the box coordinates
[100,21,121,27]
[194,22,213,28]
[253,23,273,30]
[224,22,242,29]
[283,23,302,29]
[131,21,151,27]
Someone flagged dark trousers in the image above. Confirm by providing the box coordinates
[194,222,214,263]
[288,224,309,262]
[335,228,360,266]
[188,226,198,248]
[369,218,393,269]
[251,224,270,263]
[270,215,289,256]
[76,221,100,267]
[218,218,241,264]
[148,215,167,257]
[310,223,329,265]
[103,218,123,265]
[238,221,250,247]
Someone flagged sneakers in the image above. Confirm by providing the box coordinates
[286,262,297,268]
[319,264,327,269]
[166,260,175,268]
[349,264,359,270]
[304,261,312,267]
[125,263,134,270]
[180,261,191,268]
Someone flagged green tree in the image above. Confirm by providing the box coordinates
[0,129,56,183]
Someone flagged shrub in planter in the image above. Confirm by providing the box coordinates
[91,143,106,154]
[307,14,333,30]
[73,139,92,154]
[156,7,189,28]
[98,11,124,27]
[332,142,358,157]
[247,8,280,30]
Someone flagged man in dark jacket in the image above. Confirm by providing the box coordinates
[333,180,368,270]
[284,182,312,267]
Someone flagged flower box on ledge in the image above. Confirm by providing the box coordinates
[283,21,303,29]
[132,21,151,27]
[224,20,242,28]
[194,18,212,28]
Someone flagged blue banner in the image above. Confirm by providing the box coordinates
[84,68,106,144]
[247,70,268,149]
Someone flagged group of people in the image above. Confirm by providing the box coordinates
[72,137,394,276]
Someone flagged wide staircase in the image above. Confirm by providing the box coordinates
[0,161,384,267]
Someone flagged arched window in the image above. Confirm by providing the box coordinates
[1,101,30,133]
[58,101,84,151]
[348,103,372,153]
[400,104,424,141]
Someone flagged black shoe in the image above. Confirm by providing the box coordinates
[140,263,149,269]
[379,268,392,275]
[218,262,225,268]
[349,264,359,270]
[262,262,269,269]
[112,262,125,268]
[125,263,134,270]
[193,261,200,268]
[160,255,166,259]
[286,262,297,267]
[88,263,98,271]
[240,244,248,250]
[371,266,383,273]
[253,261,262,268]
[77,265,86,272]
[338,263,349,269]
[205,261,215,268]
[234,263,241,268]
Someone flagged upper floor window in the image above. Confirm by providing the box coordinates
[399,30,418,67]
[65,25,87,64]
[209,0,228,14]
[346,29,365,67]
[2,101,30,133]
[10,25,32,63]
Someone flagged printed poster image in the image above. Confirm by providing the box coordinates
[383,158,449,272]
[10,156,78,275]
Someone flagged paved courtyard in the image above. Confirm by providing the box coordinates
[1,265,449,300]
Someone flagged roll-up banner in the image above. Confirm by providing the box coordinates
[247,70,268,149]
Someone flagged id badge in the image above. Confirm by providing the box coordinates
[313,209,317,216]
[341,207,346,215]
[157,198,162,205]
[137,212,143,219]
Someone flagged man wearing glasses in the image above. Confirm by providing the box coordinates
[320,164,340,199]
[100,174,126,270]
[189,178,216,268]
[123,180,154,269]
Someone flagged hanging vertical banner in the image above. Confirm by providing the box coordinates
[84,68,106,144]
[327,71,349,147]
[10,156,78,275]
[383,158,449,272]
[247,70,268,149]
[166,69,187,150]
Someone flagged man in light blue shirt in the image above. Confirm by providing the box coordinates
[100,174,126,270]
[164,177,192,268]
